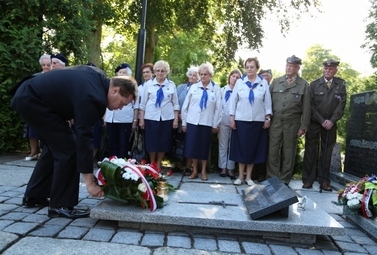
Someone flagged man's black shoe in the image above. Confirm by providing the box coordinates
[48,207,90,219]
[22,197,49,208]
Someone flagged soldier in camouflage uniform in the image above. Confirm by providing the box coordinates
[267,55,311,185]
[302,59,347,191]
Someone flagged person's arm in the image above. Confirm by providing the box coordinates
[82,173,104,197]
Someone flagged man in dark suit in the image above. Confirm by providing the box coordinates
[302,59,347,191]
[11,65,137,218]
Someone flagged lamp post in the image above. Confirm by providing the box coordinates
[135,0,148,85]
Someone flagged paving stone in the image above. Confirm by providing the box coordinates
[2,236,151,255]
[319,251,342,255]
[0,231,18,254]
[0,212,29,221]
[218,239,241,253]
[295,247,324,255]
[111,230,143,245]
[193,237,217,251]
[34,207,48,215]
[331,234,353,242]
[78,198,101,206]
[350,235,376,245]
[1,191,23,198]
[29,224,64,237]
[82,228,115,242]
[362,244,377,255]
[0,204,18,212]
[58,226,89,239]
[242,241,271,255]
[0,196,9,203]
[13,207,40,213]
[167,234,191,249]
[45,217,73,226]
[0,186,18,192]
[0,220,14,231]
[22,214,50,224]
[335,241,367,253]
[3,222,39,236]
[339,221,357,229]
[154,247,223,255]
[140,231,165,247]
[344,228,368,237]
[269,244,298,255]
[70,217,98,228]
[5,198,22,205]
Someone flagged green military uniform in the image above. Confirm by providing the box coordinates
[267,74,311,184]
[302,69,346,188]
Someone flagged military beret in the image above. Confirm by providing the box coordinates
[286,55,302,65]
[51,53,68,66]
[323,59,340,67]
[115,63,131,73]
[258,69,272,75]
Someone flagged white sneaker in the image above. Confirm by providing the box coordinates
[25,154,38,161]
[234,179,243,185]
[246,179,255,186]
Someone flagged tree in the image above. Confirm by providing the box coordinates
[363,0,377,68]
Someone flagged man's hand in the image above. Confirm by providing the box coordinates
[82,173,104,197]
[297,129,306,137]
[322,120,334,130]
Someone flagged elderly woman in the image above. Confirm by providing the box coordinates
[181,62,221,181]
[104,63,136,158]
[175,66,199,174]
[25,54,52,161]
[229,57,272,186]
[139,60,179,170]
[218,69,242,179]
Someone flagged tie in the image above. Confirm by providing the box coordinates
[327,81,331,88]
[224,90,232,102]
[199,87,208,110]
[245,81,259,105]
[287,77,292,85]
[155,84,165,108]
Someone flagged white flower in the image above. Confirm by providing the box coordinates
[138,183,147,193]
[110,158,127,168]
[347,198,361,209]
[346,192,363,201]
[121,167,139,181]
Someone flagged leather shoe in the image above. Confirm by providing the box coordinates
[320,183,333,192]
[302,183,313,189]
[48,207,90,219]
[22,197,49,207]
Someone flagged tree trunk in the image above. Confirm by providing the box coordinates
[87,0,103,67]
[145,25,157,63]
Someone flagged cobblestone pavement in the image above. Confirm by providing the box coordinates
[1,154,377,254]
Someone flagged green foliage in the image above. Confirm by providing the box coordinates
[362,0,377,68]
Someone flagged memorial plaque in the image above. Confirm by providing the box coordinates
[345,91,377,177]
[242,177,298,220]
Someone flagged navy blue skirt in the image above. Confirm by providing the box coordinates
[184,123,212,160]
[145,119,173,152]
[229,121,268,164]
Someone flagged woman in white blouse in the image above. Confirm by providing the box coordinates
[181,62,221,181]
[139,60,179,170]
[229,57,272,186]
[218,69,242,179]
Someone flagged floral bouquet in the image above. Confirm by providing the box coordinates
[95,156,174,211]
[338,175,377,218]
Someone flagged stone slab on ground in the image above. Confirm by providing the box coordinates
[346,214,377,240]
[91,182,345,244]
[0,231,18,254]
[2,237,151,255]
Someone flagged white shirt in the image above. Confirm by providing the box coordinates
[220,85,233,126]
[104,103,134,123]
[140,77,179,121]
[181,81,222,128]
[229,75,272,121]
[134,81,147,110]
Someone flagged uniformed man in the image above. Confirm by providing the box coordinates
[11,65,137,218]
[258,69,273,85]
[267,55,310,185]
[302,59,347,191]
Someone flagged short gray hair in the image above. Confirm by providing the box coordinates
[186,66,199,77]
[154,60,170,75]
[198,62,214,76]
[39,54,51,64]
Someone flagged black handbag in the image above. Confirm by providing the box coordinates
[130,127,146,163]
[166,130,185,163]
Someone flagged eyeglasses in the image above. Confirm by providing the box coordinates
[154,69,166,73]
[142,71,151,74]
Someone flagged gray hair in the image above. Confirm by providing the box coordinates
[117,67,132,76]
[51,57,66,67]
[39,54,51,64]
[198,62,214,76]
[154,60,170,75]
[186,66,199,77]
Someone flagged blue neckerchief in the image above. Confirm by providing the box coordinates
[245,81,259,105]
[199,87,208,110]
[155,84,165,108]
[186,82,192,92]
[225,90,232,102]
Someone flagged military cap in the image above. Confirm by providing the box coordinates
[51,53,68,66]
[258,69,272,75]
[286,55,302,65]
[323,59,340,67]
[115,63,131,73]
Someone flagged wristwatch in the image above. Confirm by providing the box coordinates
[265,118,271,121]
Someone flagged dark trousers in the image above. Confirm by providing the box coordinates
[106,122,132,158]
[302,122,337,185]
[12,95,79,208]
